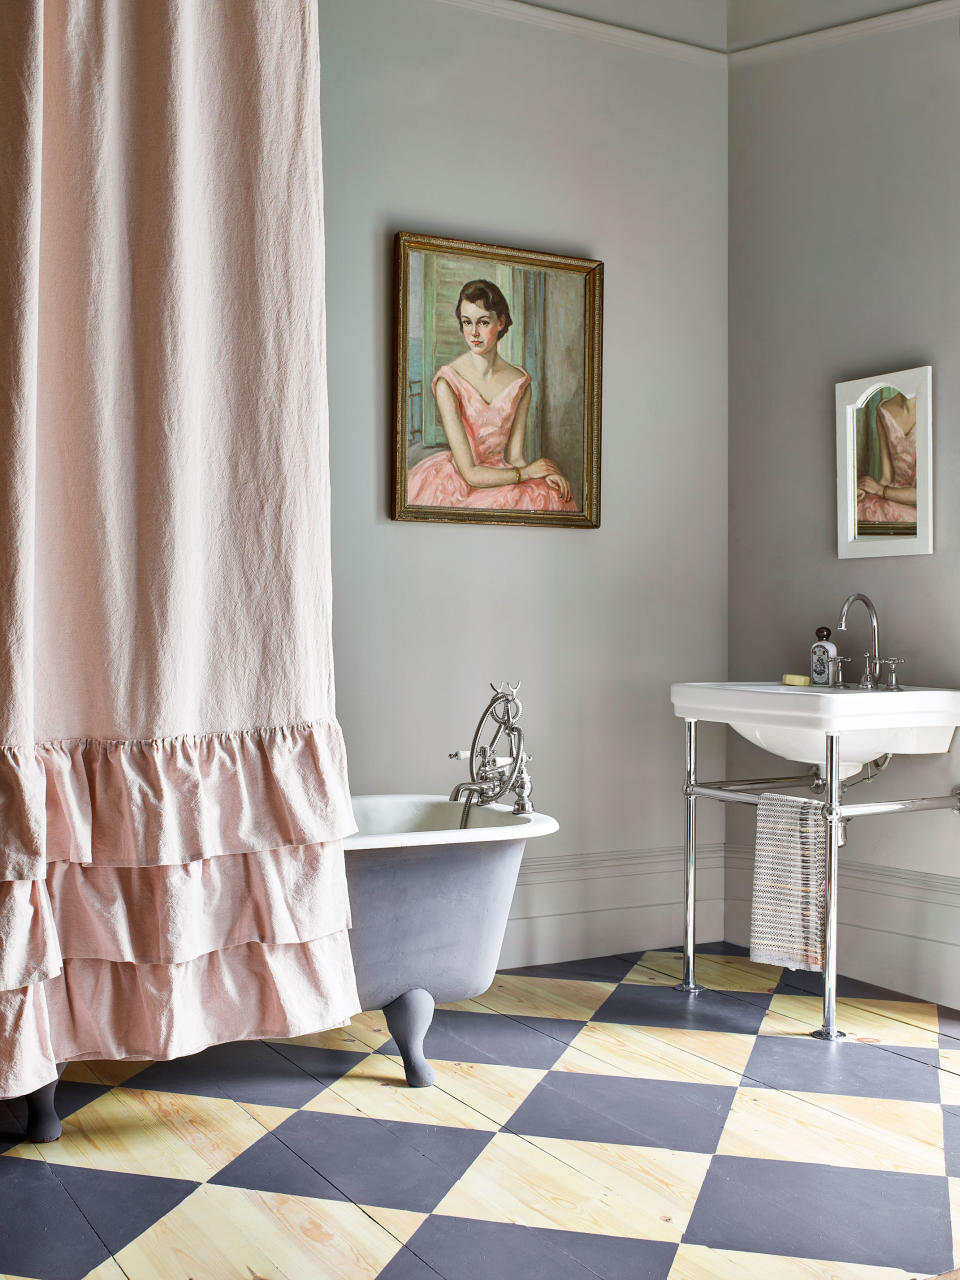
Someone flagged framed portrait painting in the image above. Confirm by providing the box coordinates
[835,365,932,558]
[393,232,602,528]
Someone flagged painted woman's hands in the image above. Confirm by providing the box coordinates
[858,474,884,496]
[521,458,573,502]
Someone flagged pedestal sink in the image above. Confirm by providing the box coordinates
[668,680,960,1042]
[671,681,960,777]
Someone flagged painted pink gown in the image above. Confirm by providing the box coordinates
[857,402,917,524]
[406,364,577,512]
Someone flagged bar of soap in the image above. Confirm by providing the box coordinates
[782,674,812,686]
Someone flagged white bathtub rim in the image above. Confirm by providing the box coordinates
[344,793,559,851]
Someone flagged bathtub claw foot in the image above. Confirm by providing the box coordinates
[25,1067,64,1143]
[384,989,436,1088]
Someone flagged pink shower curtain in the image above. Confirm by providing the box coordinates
[0,0,359,1099]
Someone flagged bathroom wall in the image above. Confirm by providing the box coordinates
[728,8,960,1004]
[316,0,729,964]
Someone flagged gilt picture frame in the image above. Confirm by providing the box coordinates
[836,365,932,558]
[393,232,602,528]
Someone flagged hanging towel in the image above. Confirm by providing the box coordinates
[0,0,360,1099]
[750,793,826,972]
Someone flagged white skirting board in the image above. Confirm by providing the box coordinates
[499,844,724,969]
[725,846,960,1010]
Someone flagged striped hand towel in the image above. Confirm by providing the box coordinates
[750,793,826,972]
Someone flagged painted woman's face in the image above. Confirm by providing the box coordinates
[458,300,504,354]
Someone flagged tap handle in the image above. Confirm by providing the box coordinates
[829,655,853,686]
[449,750,470,760]
[879,657,905,691]
[860,653,879,689]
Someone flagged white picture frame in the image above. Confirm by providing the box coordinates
[836,365,932,559]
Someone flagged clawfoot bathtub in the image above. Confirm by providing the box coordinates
[345,794,558,1086]
[20,792,557,1133]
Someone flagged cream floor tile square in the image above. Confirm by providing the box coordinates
[555,1022,752,1086]
[319,1054,499,1130]
[62,1059,153,1087]
[435,1131,709,1242]
[302,1088,367,1118]
[940,1050,960,1106]
[81,1261,130,1280]
[114,1184,403,1280]
[238,1102,296,1131]
[668,1243,921,1279]
[638,951,782,994]
[621,960,682,987]
[61,1063,103,1085]
[2,1142,43,1162]
[270,1010,390,1053]
[442,974,615,1021]
[718,1087,944,1175]
[29,1088,266,1180]
[356,1205,428,1245]
[762,997,940,1046]
[427,1058,548,1127]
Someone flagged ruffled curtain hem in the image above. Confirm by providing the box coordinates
[0,931,361,1099]
[0,720,361,1099]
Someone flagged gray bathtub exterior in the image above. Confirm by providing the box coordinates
[343,796,557,1085]
[346,837,525,1012]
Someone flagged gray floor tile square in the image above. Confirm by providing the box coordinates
[595,983,770,1034]
[382,1009,580,1069]
[392,1216,676,1280]
[210,1131,347,1199]
[0,1157,110,1280]
[508,1071,735,1153]
[685,1154,953,1274]
[274,1110,492,1212]
[745,1036,941,1101]
[125,1040,328,1108]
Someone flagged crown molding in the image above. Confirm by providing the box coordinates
[428,0,960,69]
[729,0,960,66]
[429,0,727,67]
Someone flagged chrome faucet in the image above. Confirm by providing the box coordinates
[837,593,880,689]
[449,683,535,827]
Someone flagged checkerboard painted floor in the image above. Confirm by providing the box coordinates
[2,943,959,1279]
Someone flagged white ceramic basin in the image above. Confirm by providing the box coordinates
[671,681,960,777]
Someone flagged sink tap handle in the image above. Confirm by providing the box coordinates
[829,655,853,687]
[879,657,905,691]
[449,750,470,760]
[860,653,879,690]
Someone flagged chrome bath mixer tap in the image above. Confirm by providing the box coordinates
[449,682,535,828]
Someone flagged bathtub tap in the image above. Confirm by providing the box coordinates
[448,682,536,826]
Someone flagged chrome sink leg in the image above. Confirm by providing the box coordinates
[813,732,845,1040]
[676,718,703,994]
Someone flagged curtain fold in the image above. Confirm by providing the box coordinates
[0,0,358,1099]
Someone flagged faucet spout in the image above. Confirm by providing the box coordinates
[449,781,486,804]
[837,593,880,687]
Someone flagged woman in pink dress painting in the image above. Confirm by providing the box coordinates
[406,280,576,513]
[856,391,917,527]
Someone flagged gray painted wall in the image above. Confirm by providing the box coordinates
[317,0,729,962]
[729,11,960,1000]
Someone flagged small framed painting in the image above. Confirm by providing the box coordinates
[835,365,932,558]
[393,232,602,528]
